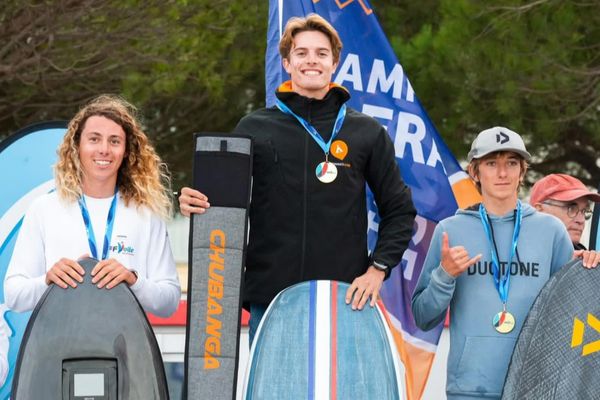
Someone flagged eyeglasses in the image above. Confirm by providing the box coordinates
[542,201,593,220]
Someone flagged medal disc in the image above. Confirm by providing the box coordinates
[315,161,338,183]
[493,310,516,333]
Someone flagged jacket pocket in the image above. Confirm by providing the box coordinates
[454,336,516,396]
[265,138,286,185]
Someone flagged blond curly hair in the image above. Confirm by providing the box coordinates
[54,95,173,219]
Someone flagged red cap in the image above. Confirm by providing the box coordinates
[530,174,600,205]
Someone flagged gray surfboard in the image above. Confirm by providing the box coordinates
[502,259,600,399]
[11,257,168,399]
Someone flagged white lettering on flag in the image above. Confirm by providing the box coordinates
[335,53,415,102]
[335,53,363,91]
[426,139,445,171]
[395,112,426,163]
[367,59,404,100]
[362,104,393,129]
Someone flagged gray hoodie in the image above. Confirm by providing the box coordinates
[412,203,573,399]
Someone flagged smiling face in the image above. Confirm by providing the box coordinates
[282,30,338,100]
[78,115,126,197]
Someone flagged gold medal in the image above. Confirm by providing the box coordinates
[315,161,338,183]
[493,310,515,334]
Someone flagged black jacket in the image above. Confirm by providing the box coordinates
[235,84,416,305]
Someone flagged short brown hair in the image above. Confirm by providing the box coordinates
[467,151,528,194]
[279,14,343,63]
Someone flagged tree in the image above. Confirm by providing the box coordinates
[378,0,600,186]
[8,1,599,187]
[0,0,267,190]
[0,0,169,127]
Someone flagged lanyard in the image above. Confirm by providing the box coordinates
[275,99,346,156]
[478,200,522,305]
[78,189,118,260]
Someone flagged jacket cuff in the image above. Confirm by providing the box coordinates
[129,273,145,292]
[37,274,50,288]
[371,259,392,280]
[432,264,455,286]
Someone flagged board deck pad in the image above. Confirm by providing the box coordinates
[502,259,600,399]
[243,280,405,400]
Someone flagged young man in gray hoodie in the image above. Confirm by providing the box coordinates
[412,127,574,400]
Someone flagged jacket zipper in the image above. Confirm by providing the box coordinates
[300,99,311,280]
[267,139,278,163]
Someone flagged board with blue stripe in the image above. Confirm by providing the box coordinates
[242,280,405,399]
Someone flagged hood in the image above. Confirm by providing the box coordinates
[456,201,537,222]
[274,81,351,121]
[275,81,350,104]
[276,80,349,96]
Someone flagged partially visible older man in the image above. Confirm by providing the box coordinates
[530,173,600,267]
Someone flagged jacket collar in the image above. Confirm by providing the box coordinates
[274,80,350,119]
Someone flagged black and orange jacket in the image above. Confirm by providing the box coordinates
[234,82,416,306]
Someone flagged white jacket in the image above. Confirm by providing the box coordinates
[4,191,181,317]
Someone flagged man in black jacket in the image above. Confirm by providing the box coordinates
[180,14,416,343]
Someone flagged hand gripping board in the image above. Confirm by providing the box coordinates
[11,257,168,399]
[242,280,405,400]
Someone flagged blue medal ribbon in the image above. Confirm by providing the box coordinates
[275,99,347,157]
[78,188,118,260]
[478,200,522,307]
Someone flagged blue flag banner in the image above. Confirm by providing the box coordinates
[0,122,67,398]
[266,1,480,399]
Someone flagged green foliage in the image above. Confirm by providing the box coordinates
[377,0,600,185]
[0,0,267,190]
[3,0,600,190]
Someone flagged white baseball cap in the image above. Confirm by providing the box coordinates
[467,126,531,161]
